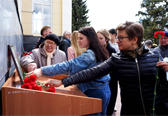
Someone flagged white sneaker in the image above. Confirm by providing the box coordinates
[114,107,117,112]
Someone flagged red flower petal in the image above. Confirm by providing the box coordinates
[38,86,42,91]
[29,75,37,82]
[34,85,42,91]
[29,82,37,89]
[154,31,165,39]
[24,78,30,84]
[46,87,55,92]
[21,83,33,89]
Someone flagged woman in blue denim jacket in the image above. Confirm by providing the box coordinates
[29,26,111,116]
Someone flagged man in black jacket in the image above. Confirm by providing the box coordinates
[59,30,71,59]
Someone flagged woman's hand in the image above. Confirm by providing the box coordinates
[27,68,42,78]
[45,80,63,87]
[157,61,168,71]
[27,63,37,72]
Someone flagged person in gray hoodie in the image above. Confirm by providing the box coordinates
[20,33,67,72]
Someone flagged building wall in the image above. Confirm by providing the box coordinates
[22,0,72,52]
[22,0,72,36]
[22,0,32,35]
[53,0,62,36]
[0,0,23,115]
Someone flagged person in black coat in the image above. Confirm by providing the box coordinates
[59,30,71,60]
[97,28,117,115]
[45,21,168,115]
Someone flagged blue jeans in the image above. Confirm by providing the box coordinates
[84,84,111,116]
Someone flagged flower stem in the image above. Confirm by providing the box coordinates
[36,79,47,89]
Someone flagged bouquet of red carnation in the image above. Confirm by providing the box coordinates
[21,74,55,93]
[154,31,165,39]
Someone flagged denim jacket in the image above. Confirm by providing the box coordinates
[41,49,110,92]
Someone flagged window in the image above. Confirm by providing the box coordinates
[33,0,52,33]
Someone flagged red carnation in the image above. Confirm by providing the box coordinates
[34,85,42,91]
[21,83,33,89]
[154,31,165,39]
[24,77,35,84]
[46,87,55,92]
[29,82,37,89]
[24,77,31,84]
[29,75,37,82]
[22,74,48,92]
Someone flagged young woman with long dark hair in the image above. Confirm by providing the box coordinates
[28,26,111,116]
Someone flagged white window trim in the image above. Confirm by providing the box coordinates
[32,0,52,35]
[62,0,72,33]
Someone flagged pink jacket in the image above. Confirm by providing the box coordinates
[67,46,75,61]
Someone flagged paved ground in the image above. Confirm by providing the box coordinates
[112,85,121,116]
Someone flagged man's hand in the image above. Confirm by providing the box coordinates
[45,80,63,87]
[27,63,37,72]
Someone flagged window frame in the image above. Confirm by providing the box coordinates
[32,0,52,34]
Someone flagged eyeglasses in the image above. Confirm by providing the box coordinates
[116,36,129,42]
[45,41,55,46]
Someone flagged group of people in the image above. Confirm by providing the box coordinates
[20,21,168,116]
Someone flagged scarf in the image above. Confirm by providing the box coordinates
[123,45,144,58]
[44,46,56,66]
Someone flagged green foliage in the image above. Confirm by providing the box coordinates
[136,0,168,44]
[72,0,90,31]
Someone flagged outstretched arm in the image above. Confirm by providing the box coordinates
[62,57,114,87]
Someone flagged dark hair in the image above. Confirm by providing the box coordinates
[78,26,109,62]
[116,21,144,47]
[145,40,153,47]
[40,26,51,36]
[109,28,117,35]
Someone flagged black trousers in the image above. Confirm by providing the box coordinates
[106,72,118,116]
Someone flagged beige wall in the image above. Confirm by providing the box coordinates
[53,0,62,36]
[22,0,32,35]
[22,0,63,36]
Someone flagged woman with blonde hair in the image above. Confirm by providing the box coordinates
[97,28,116,56]
[67,31,86,60]
[97,28,117,115]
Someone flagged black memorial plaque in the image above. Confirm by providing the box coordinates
[8,45,24,84]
